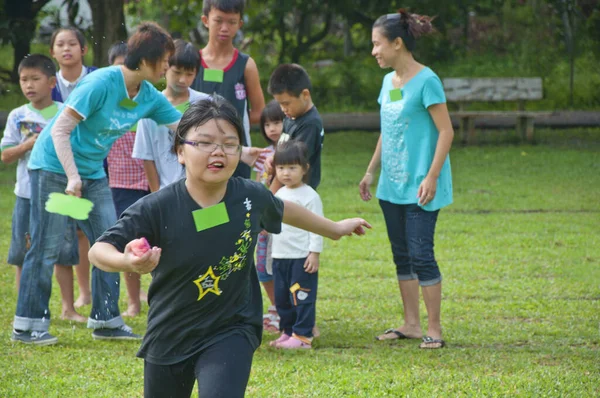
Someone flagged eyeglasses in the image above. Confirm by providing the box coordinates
[180,140,242,155]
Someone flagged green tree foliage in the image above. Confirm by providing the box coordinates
[1,0,52,82]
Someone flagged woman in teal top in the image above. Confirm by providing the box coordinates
[359,9,454,349]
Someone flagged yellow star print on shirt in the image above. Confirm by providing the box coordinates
[193,266,222,301]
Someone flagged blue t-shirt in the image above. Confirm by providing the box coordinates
[29,66,181,179]
[376,67,453,211]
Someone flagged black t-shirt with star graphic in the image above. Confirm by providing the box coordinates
[97,177,284,365]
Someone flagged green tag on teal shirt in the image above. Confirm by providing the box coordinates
[192,202,230,232]
[119,98,138,110]
[204,69,224,83]
[389,88,403,102]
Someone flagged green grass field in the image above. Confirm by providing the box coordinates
[0,130,598,397]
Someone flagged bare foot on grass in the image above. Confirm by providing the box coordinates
[122,304,141,317]
[61,311,87,323]
[74,295,91,309]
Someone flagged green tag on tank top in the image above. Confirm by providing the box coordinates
[204,69,224,83]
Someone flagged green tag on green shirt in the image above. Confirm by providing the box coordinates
[204,69,224,83]
[192,202,230,232]
[175,101,191,114]
[119,98,138,110]
[389,88,403,102]
[28,103,59,120]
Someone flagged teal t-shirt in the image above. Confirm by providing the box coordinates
[29,66,181,179]
[376,67,453,211]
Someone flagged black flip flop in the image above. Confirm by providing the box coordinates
[375,328,409,341]
[419,335,446,349]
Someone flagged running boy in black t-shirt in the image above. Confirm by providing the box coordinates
[89,97,370,398]
[267,63,324,191]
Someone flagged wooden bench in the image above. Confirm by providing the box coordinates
[443,78,554,144]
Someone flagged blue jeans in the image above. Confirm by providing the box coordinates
[8,196,78,266]
[379,200,442,286]
[14,170,124,332]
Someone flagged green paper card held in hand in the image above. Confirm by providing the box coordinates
[119,98,138,110]
[204,69,224,83]
[45,193,94,220]
[389,88,403,102]
[192,202,230,232]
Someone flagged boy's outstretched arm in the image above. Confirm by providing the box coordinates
[282,200,371,240]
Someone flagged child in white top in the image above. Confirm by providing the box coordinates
[254,100,284,332]
[269,140,323,349]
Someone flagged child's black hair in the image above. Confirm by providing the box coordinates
[273,140,310,183]
[18,54,56,78]
[169,39,200,72]
[108,42,128,65]
[268,63,312,97]
[259,100,285,146]
[173,96,244,154]
[202,0,245,17]
[50,27,86,50]
[125,22,175,70]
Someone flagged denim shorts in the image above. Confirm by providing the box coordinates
[8,196,78,266]
[379,200,442,286]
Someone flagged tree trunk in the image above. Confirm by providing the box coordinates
[5,0,52,82]
[88,0,127,67]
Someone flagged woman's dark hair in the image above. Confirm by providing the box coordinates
[173,96,244,154]
[373,9,435,52]
[169,39,200,72]
[50,27,86,50]
[125,22,175,70]
[108,42,128,65]
[259,100,285,146]
[273,140,310,183]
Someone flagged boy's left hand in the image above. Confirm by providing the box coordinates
[304,252,320,273]
[241,146,270,167]
[334,218,372,240]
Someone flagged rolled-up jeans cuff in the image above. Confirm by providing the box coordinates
[13,316,50,332]
[397,272,418,281]
[420,276,442,287]
[87,315,124,330]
